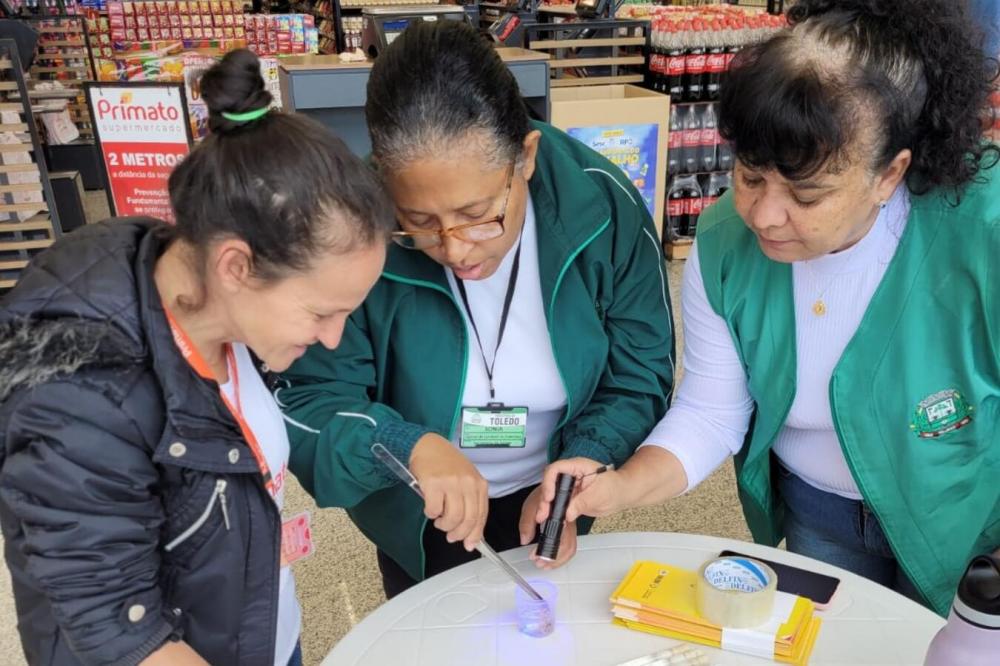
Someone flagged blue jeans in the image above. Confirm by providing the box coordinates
[971,0,1000,57]
[776,465,924,605]
[287,641,303,666]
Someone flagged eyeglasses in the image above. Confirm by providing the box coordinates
[391,164,515,250]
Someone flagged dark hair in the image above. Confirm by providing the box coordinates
[168,49,394,282]
[365,20,532,171]
[719,0,1000,195]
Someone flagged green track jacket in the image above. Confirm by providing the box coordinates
[277,122,675,580]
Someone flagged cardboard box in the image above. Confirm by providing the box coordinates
[550,85,670,238]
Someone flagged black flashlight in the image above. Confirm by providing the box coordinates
[536,473,575,562]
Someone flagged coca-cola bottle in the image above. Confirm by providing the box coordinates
[665,21,686,102]
[706,21,727,101]
[688,185,705,236]
[682,105,702,175]
[718,135,734,172]
[668,175,702,238]
[721,172,733,196]
[666,179,687,239]
[700,103,718,173]
[703,172,726,212]
[684,19,707,102]
[648,19,665,93]
[648,23,659,92]
[668,105,683,176]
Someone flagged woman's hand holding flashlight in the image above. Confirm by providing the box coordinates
[537,447,691,525]
[536,457,626,525]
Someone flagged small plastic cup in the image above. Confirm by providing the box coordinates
[514,579,558,638]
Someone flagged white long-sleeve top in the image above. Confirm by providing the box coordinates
[445,197,569,498]
[644,186,910,498]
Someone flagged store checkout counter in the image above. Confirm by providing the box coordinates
[278,46,550,156]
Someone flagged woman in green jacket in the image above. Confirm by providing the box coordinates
[542,0,1000,615]
[277,20,674,597]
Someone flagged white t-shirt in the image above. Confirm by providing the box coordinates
[445,198,569,497]
[220,343,300,666]
[644,186,909,498]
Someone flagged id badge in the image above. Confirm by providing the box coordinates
[460,403,529,449]
[280,510,314,567]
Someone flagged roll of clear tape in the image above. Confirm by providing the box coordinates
[695,556,778,629]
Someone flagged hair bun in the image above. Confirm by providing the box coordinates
[199,48,273,134]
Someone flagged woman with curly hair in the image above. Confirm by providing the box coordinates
[540,0,1000,615]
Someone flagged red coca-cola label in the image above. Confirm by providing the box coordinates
[667,199,685,218]
[725,52,736,69]
[686,54,707,74]
[687,197,705,216]
[707,53,727,73]
[667,56,686,76]
[683,129,701,148]
[702,196,719,210]
[669,130,684,149]
[701,127,719,146]
[649,54,662,74]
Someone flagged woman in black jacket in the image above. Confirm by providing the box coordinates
[0,50,393,665]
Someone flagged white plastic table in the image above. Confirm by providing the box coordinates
[323,532,945,666]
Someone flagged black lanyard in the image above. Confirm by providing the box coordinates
[454,240,523,401]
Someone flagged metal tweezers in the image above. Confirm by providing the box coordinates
[371,443,545,601]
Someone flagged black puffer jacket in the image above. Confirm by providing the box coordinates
[0,220,283,665]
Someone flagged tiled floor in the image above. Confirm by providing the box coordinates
[0,195,751,665]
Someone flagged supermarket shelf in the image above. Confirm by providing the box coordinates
[664,238,692,260]
[35,51,90,59]
[38,40,87,47]
[530,36,645,49]
[31,65,90,73]
[550,73,644,86]
[537,4,576,15]
[0,163,40,174]
[340,1,440,8]
[549,55,645,68]
[32,25,83,34]
[479,2,518,10]
[0,143,34,153]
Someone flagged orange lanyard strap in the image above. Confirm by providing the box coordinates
[163,307,275,494]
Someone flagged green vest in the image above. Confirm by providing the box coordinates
[695,171,1000,615]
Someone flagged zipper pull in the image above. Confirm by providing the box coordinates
[216,479,231,531]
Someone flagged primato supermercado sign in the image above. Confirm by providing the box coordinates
[86,83,193,222]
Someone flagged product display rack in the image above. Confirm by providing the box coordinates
[23,15,97,140]
[478,0,539,47]
[663,98,731,258]
[295,0,450,54]
[291,0,337,52]
[0,38,63,293]
[524,17,647,88]
[636,4,785,256]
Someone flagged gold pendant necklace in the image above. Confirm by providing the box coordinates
[803,263,835,317]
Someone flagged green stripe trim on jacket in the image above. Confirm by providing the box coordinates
[547,217,611,435]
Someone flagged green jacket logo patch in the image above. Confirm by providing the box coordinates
[911,389,974,438]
